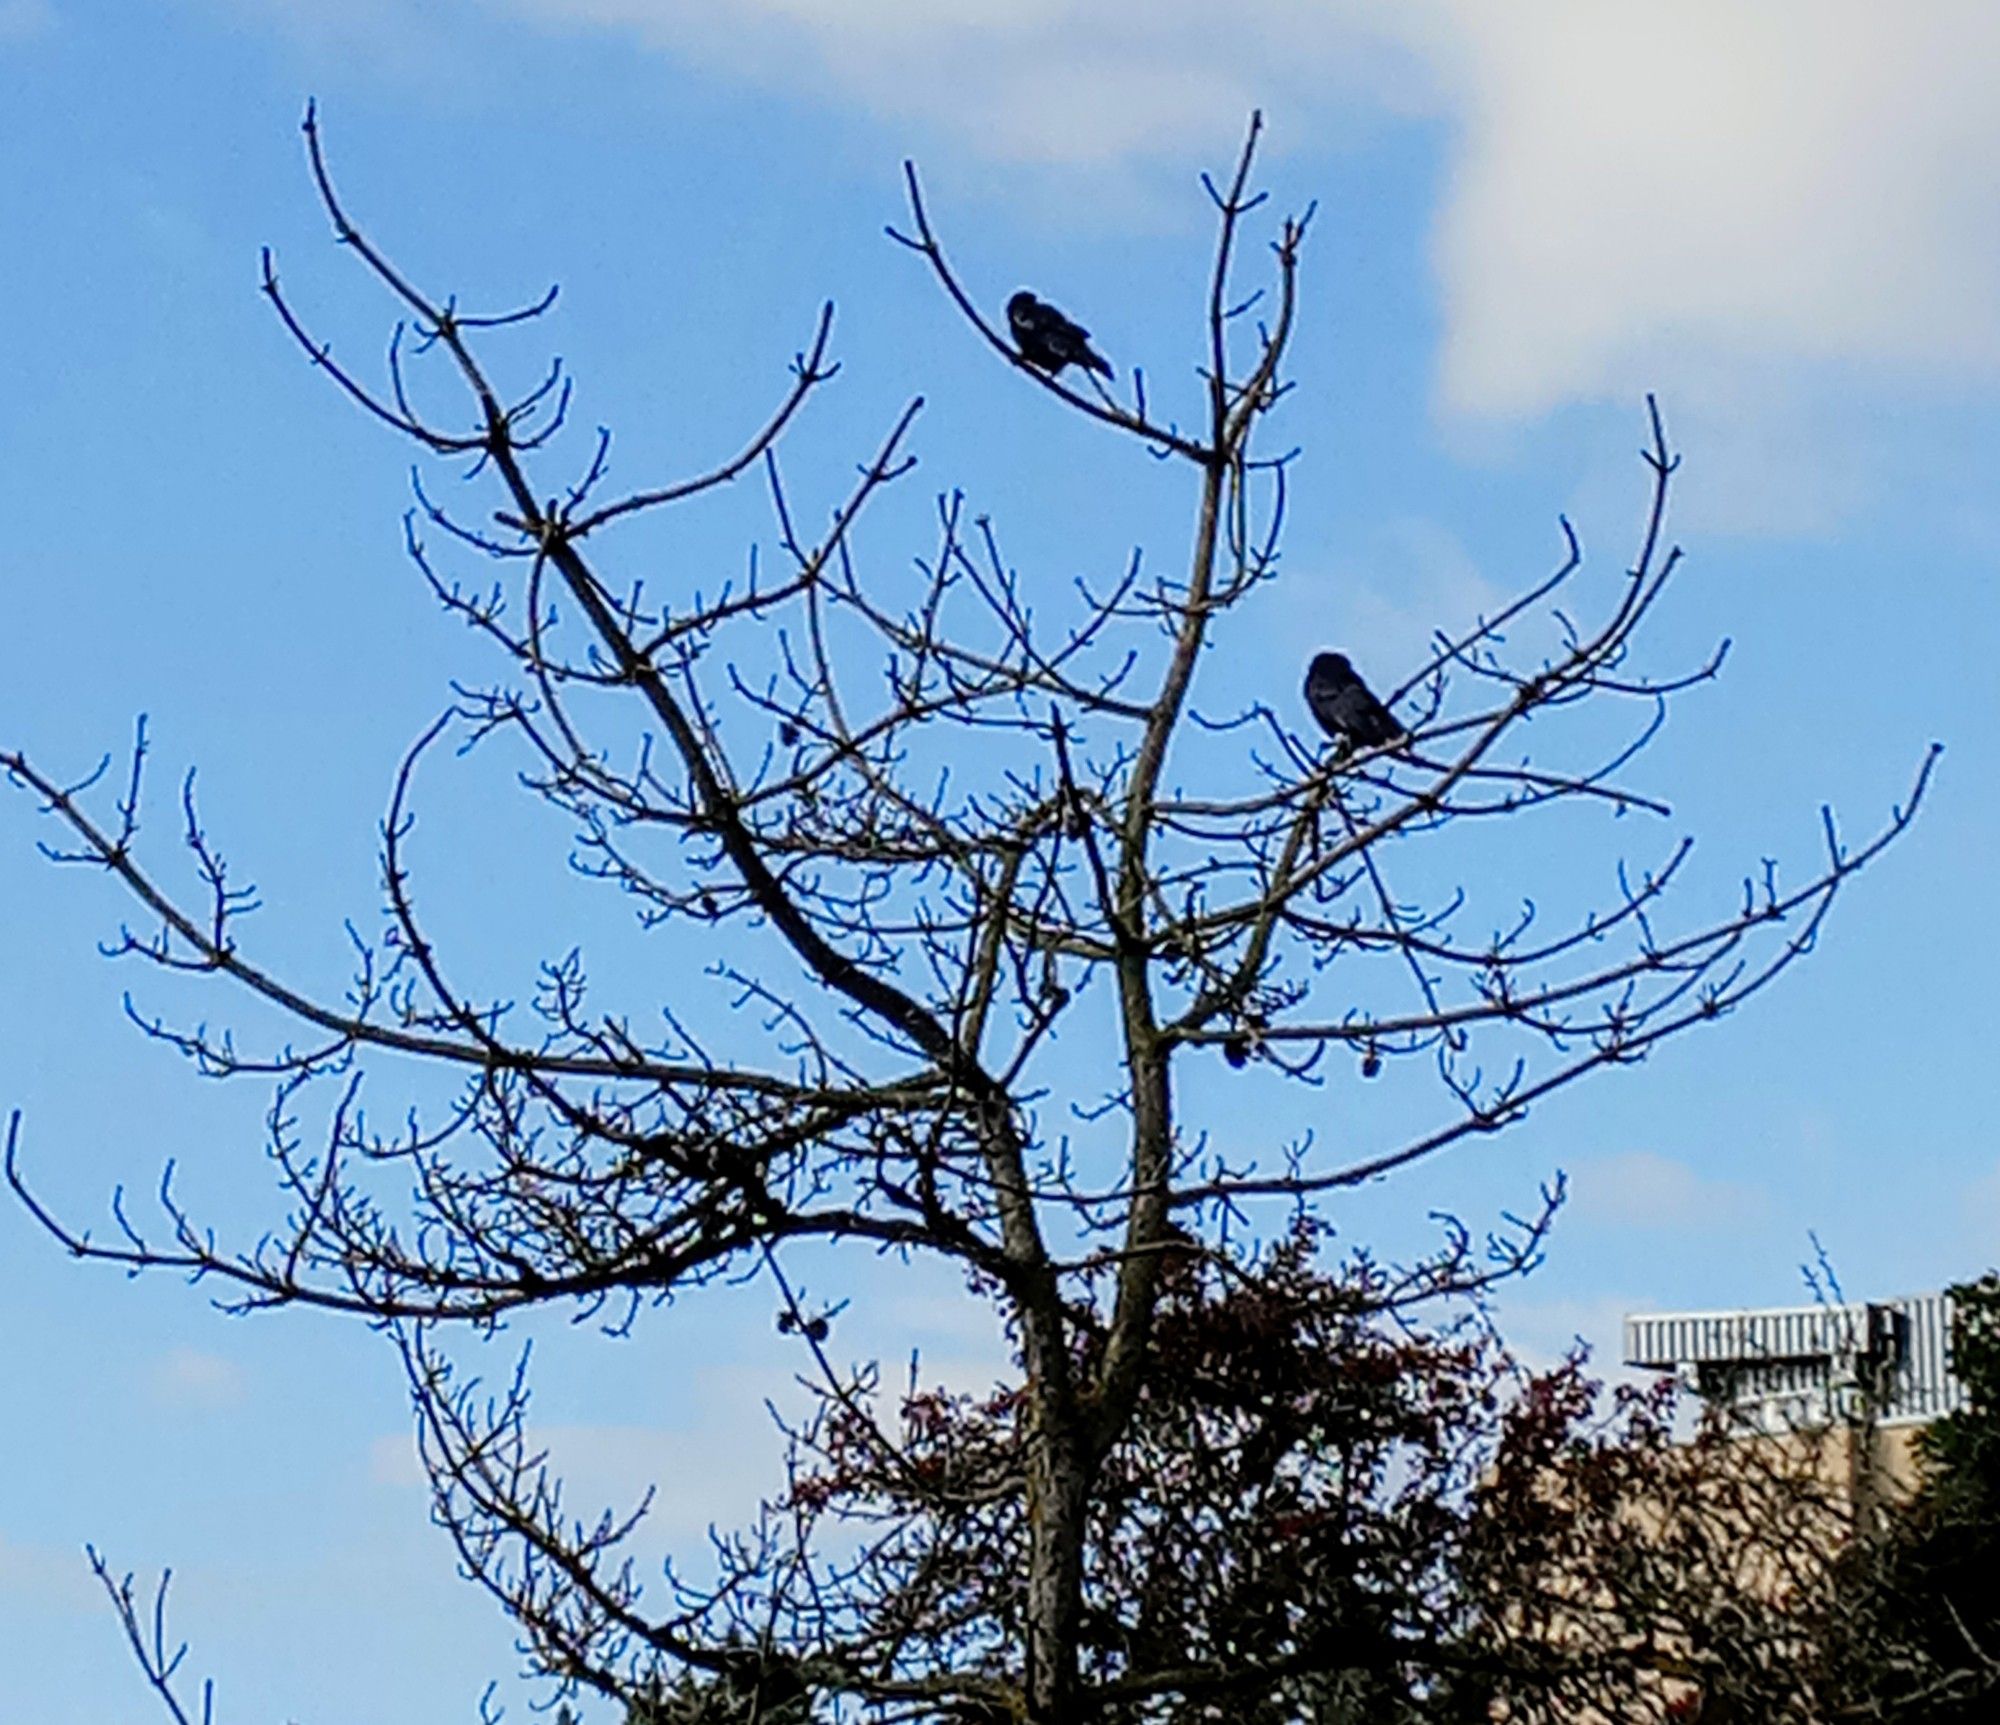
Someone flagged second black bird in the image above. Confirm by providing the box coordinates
[1304,651,1405,751]
[1008,291,1113,379]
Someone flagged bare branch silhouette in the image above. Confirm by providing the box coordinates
[4,107,1940,1724]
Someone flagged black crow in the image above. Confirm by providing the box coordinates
[1304,651,1405,751]
[1007,291,1113,379]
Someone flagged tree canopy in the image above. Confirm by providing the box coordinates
[2,110,1942,1725]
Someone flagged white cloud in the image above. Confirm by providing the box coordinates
[493,0,1423,167]
[1959,1163,2000,1242]
[189,0,464,71]
[370,1361,797,1538]
[212,2,2000,527]
[368,1428,424,1489]
[471,1,2000,489]
[1566,1148,1765,1233]
[1491,1290,1635,1375]
[0,0,52,39]
[366,1335,1017,1549]
[1422,3,2000,419]
[147,1346,248,1411]
[372,1413,782,1537]
[0,1535,97,1609]
[1295,516,1509,679]
[1492,1288,1692,1426]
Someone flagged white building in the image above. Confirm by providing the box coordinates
[1624,1292,1963,1433]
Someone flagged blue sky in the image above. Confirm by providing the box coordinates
[3,2,1998,1718]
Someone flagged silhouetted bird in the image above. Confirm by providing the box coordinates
[1304,651,1405,751]
[1007,291,1113,379]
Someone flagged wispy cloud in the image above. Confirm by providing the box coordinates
[0,0,53,40]
[1277,515,1521,689]
[0,1535,98,1610]
[493,0,1424,168]
[370,1416,779,1539]
[1565,1148,1766,1234]
[147,1346,248,1411]
[189,0,465,72]
[368,1336,1014,1547]
[371,1361,795,1539]
[471,1,2000,509]
[1954,1165,2000,1263]
[198,3,2000,522]
[1492,1289,1688,1423]
[1493,1289,1636,1375]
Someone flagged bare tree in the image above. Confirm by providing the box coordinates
[3,109,1937,1724]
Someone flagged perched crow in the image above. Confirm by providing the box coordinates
[1007,291,1113,379]
[1304,651,1405,751]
